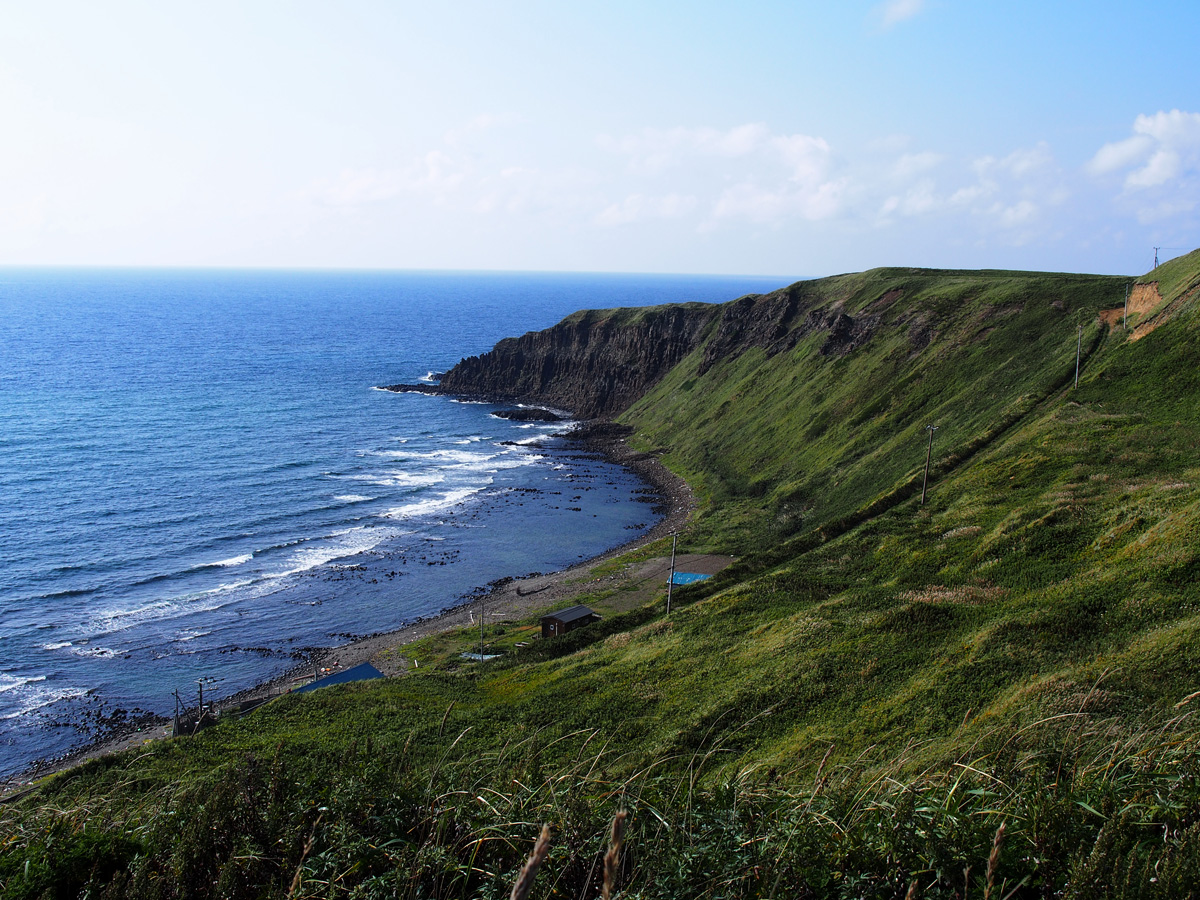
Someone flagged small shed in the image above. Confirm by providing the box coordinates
[540,605,601,638]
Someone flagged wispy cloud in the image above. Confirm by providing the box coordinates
[313,151,470,207]
[875,140,1063,239]
[596,193,697,226]
[598,124,846,227]
[297,113,1197,264]
[874,0,927,29]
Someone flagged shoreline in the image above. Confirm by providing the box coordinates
[5,421,694,793]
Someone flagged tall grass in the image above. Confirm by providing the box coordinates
[3,706,1199,898]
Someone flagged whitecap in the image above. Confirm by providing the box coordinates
[340,471,446,488]
[71,645,118,659]
[212,554,253,568]
[87,581,250,637]
[449,452,542,471]
[0,674,45,695]
[371,448,498,465]
[0,684,90,720]
[267,525,403,578]
[41,641,73,651]
[333,494,374,503]
[383,487,482,520]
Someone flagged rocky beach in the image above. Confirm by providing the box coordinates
[3,421,702,793]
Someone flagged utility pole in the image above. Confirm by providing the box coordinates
[1154,247,1160,268]
[1080,324,1089,391]
[666,532,678,615]
[1124,283,1130,330]
[194,679,205,736]
[480,590,485,659]
[920,425,939,506]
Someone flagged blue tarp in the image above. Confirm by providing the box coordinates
[670,572,712,585]
[294,661,385,694]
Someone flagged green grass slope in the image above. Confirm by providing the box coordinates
[624,266,1127,549]
[7,258,1200,899]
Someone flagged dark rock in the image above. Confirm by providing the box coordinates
[697,282,878,373]
[378,383,442,395]
[492,407,565,422]
[432,303,720,418]
[382,277,887,420]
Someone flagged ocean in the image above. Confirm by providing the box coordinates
[0,268,787,778]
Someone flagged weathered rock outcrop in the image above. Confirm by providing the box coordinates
[383,277,897,418]
[697,283,879,373]
[409,303,721,418]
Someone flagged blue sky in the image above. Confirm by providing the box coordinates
[2,1,1197,276]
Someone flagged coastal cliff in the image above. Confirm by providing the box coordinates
[391,278,898,418]
[419,302,718,418]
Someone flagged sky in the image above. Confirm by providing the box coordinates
[1,1,1198,277]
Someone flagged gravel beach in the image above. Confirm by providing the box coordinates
[4,424,697,793]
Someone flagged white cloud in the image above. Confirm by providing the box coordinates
[315,151,470,207]
[598,124,774,175]
[596,193,698,227]
[994,199,1038,228]
[293,113,1193,266]
[974,143,1053,180]
[873,141,1061,237]
[875,0,926,29]
[1088,110,1200,189]
[711,179,846,225]
[879,179,940,219]
[891,151,943,180]
[598,123,844,227]
[771,134,833,183]
[442,114,512,148]
[1088,135,1154,176]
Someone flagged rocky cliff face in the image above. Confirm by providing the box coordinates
[434,303,719,418]
[697,282,879,374]
[398,280,892,419]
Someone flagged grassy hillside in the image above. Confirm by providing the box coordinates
[626,266,1127,549]
[6,254,1200,899]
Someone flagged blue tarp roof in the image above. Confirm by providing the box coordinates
[670,572,712,585]
[294,661,385,694]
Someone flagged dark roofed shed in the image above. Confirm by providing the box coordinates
[540,605,601,638]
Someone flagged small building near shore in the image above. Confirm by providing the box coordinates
[540,605,601,638]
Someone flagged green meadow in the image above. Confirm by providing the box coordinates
[6,251,1200,899]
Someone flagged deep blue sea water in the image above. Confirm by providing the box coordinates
[0,268,788,777]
